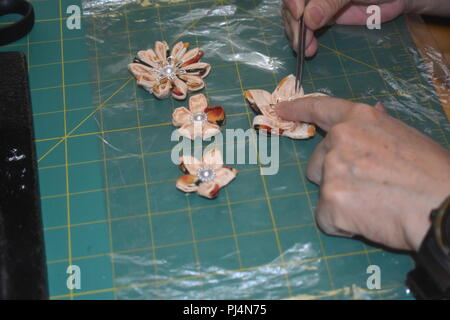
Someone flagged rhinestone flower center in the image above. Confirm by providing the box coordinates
[159,64,177,80]
[191,111,207,123]
[197,167,216,183]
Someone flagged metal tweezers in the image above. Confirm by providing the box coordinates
[295,1,308,94]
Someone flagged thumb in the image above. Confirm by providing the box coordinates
[305,0,350,30]
[275,96,360,131]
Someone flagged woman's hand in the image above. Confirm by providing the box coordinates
[282,0,407,57]
[275,96,450,251]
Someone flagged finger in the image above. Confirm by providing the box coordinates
[285,20,319,57]
[282,3,315,50]
[305,36,318,57]
[374,101,388,114]
[305,0,350,30]
[275,96,361,131]
[315,199,355,238]
[335,2,406,25]
[282,0,305,20]
[282,8,294,42]
[306,138,329,184]
[292,27,315,54]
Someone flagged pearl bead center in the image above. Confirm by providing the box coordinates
[163,66,175,75]
[159,65,176,80]
[191,112,207,123]
[197,167,216,182]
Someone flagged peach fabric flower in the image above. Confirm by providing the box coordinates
[245,74,326,139]
[128,41,211,100]
[172,94,226,140]
[176,149,237,199]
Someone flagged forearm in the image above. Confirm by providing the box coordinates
[406,0,450,17]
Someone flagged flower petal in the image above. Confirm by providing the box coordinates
[245,90,272,113]
[202,148,223,170]
[181,48,204,66]
[153,80,172,99]
[303,92,327,98]
[214,167,237,188]
[256,104,297,131]
[257,104,278,119]
[178,123,194,140]
[180,121,204,140]
[205,106,226,126]
[154,41,169,64]
[202,122,221,140]
[253,115,283,136]
[176,174,199,193]
[172,107,192,127]
[282,123,316,139]
[197,181,220,199]
[171,41,189,62]
[179,155,201,175]
[272,74,301,103]
[183,62,211,78]
[179,74,205,92]
[189,94,208,113]
[128,63,158,91]
[171,77,188,100]
[137,50,160,68]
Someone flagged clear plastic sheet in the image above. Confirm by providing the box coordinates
[80,0,449,299]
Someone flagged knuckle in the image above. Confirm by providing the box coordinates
[350,104,380,122]
[327,122,353,145]
[322,0,337,11]
[306,163,318,182]
[319,182,351,230]
[322,0,346,14]
[323,151,347,176]
[321,180,351,209]
[315,210,334,234]
[351,155,373,177]
[320,180,341,206]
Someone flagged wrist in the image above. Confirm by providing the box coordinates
[406,193,450,252]
[407,210,431,252]
[407,196,450,299]
[404,0,450,16]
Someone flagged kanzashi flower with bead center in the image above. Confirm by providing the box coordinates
[245,74,326,139]
[172,94,226,140]
[128,41,211,100]
[176,149,237,199]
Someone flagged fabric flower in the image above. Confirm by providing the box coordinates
[245,74,326,139]
[176,149,237,199]
[172,94,226,140]
[128,41,211,100]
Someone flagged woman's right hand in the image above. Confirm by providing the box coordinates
[282,0,408,57]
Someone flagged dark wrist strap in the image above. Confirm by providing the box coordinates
[407,196,450,300]
[0,0,35,46]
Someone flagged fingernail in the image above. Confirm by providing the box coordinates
[308,6,325,28]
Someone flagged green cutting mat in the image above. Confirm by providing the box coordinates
[1,0,449,300]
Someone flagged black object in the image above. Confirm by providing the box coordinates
[0,0,35,46]
[0,52,48,299]
[407,196,450,300]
